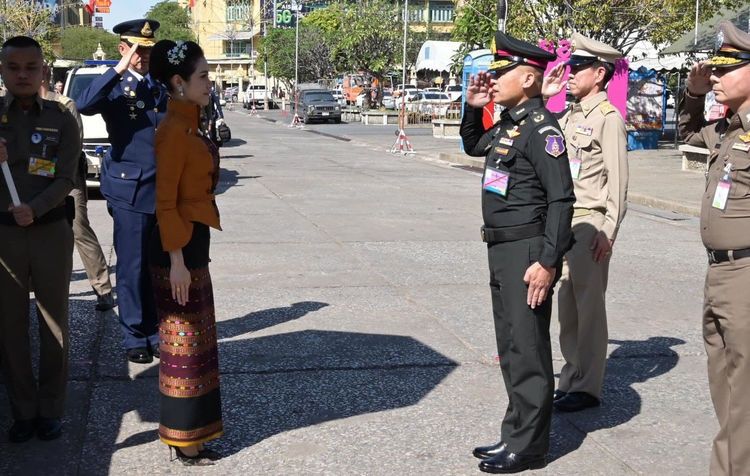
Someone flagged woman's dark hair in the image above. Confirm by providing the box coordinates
[149,40,205,92]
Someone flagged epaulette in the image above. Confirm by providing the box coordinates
[599,101,616,115]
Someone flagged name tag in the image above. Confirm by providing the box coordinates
[575,125,593,136]
[28,157,56,178]
[712,179,730,210]
[483,166,509,197]
[569,157,582,179]
[732,142,750,152]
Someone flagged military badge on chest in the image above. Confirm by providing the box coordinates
[124,83,144,120]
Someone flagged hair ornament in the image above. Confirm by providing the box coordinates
[167,41,188,66]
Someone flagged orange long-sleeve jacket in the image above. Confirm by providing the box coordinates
[155,99,221,252]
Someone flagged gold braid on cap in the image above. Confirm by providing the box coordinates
[167,41,188,66]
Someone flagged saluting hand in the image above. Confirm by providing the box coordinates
[466,72,494,108]
[542,63,567,99]
[115,43,139,76]
[686,62,712,96]
[524,262,555,310]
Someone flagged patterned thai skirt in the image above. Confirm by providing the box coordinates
[149,222,223,447]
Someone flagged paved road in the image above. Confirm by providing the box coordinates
[1,109,714,475]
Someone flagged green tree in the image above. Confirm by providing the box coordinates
[0,0,59,61]
[452,0,743,66]
[145,0,195,42]
[60,26,119,61]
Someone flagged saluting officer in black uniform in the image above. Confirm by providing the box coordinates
[462,31,575,474]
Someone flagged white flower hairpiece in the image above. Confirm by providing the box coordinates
[167,41,188,66]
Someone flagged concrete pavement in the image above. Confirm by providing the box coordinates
[0,108,715,475]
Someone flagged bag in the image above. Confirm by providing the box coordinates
[217,122,231,144]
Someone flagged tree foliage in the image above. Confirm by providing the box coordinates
[453,0,744,63]
[1,0,59,61]
[60,26,119,61]
[257,25,335,89]
[146,0,196,42]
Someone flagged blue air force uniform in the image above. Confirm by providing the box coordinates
[76,20,167,354]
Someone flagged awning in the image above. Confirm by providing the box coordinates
[416,41,462,73]
[207,29,258,41]
[662,5,750,54]
[628,41,695,73]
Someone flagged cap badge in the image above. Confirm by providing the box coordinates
[545,135,565,157]
[142,22,153,37]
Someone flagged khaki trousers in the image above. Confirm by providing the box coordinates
[704,258,750,476]
[557,212,610,398]
[71,186,112,296]
[0,219,73,420]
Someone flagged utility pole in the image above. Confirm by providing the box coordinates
[694,0,700,46]
[496,0,507,32]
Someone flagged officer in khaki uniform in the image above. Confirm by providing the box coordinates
[0,36,81,442]
[679,21,750,476]
[41,72,114,311]
[541,33,629,412]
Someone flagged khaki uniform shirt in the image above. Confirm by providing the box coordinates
[559,92,629,240]
[0,93,80,217]
[679,92,750,250]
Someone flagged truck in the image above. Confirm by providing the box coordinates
[243,84,270,109]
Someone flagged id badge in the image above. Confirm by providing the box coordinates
[712,179,731,210]
[483,166,509,197]
[569,158,582,180]
[28,157,56,178]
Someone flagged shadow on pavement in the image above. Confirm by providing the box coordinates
[75,300,456,471]
[215,168,261,195]
[549,336,685,461]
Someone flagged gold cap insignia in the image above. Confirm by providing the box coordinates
[141,22,153,37]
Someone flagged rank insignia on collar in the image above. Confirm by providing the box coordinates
[532,112,545,123]
[732,142,750,152]
[741,133,750,143]
[507,126,521,138]
[545,135,565,157]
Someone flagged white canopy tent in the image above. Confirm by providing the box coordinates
[416,41,462,73]
[627,41,696,72]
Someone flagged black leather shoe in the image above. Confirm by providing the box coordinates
[37,417,63,441]
[553,389,567,401]
[473,441,507,459]
[170,446,215,466]
[127,348,153,364]
[95,292,115,311]
[553,392,600,412]
[8,419,36,443]
[151,346,160,359]
[479,451,547,474]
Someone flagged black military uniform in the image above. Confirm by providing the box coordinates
[462,32,575,473]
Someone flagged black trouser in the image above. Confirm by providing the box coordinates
[488,235,559,455]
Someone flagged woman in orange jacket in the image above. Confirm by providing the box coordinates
[148,40,223,466]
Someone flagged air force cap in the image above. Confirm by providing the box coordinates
[113,19,160,47]
[489,31,556,72]
[567,33,622,67]
[706,21,750,69]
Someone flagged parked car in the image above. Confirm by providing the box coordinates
[294,89,342,124]
[331,90,347,106]
[382,91,396,109]
[408,92,452,116]
[243,84,269,109]
[63,60,120,189]
[424,87,442,93]
[224,86,239,102]
[393,83,418,98]
[445,84,463,102]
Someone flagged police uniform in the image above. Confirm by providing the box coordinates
[462,32,575,472]
[76,20,167,357]
[46,90,114,309]
[679,21,750,476]
[0,93,81,423]
[554,34,629,410]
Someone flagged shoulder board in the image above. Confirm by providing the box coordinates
[599,101,616,115]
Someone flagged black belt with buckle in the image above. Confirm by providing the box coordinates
[707,248,750,264]
[481,222,545,244]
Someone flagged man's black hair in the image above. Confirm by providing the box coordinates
[2,36,42,51]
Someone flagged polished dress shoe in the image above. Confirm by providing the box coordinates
[127,348,153,364]
[553,389,567,401]
[37,417,63,441]
[95,292,115,311]
[150,345,160,359]
[473,441,507,459]
[479,451,547,474]
[8,419,36,443]
[553,392,600,412]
